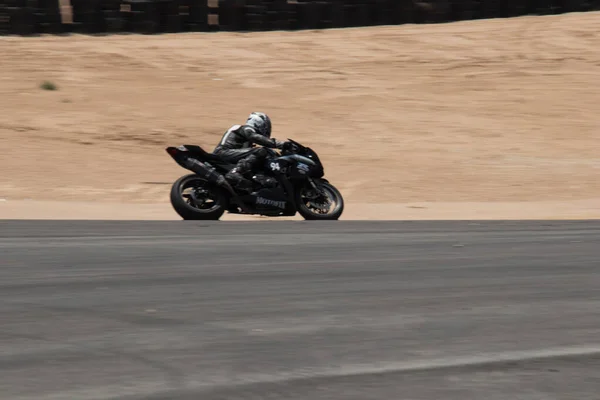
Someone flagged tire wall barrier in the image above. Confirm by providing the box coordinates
[1,0,600,36]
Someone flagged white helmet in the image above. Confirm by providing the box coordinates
[246,112,272,138]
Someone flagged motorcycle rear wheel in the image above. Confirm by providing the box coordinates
[170,174,228,220]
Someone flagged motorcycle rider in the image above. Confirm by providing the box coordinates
[213,112,286,192]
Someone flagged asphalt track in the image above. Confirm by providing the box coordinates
[1,220,600,400]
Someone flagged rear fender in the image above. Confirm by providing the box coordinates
[166,146,223,185]
[166,144,203,156]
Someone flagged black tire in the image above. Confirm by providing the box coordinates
[295,179,344,221]
[170,174,228,220]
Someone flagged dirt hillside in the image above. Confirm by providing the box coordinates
[1,12,599,220]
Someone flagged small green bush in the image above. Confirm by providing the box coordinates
[40,81,58,91]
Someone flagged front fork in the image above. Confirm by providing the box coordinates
[272,175,328,216]
[302,178,330,209]
[308,177,329,195]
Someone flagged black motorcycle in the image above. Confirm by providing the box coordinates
[165,139,344,220]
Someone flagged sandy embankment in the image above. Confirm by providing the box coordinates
[1,12,599,220]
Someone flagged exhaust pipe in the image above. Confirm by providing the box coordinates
[167,148,250,213]
[183,157,242,196]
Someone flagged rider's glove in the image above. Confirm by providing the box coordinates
[274,140,286,149]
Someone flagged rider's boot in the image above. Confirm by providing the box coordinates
[225,168,253,193]
[225,155,257,194]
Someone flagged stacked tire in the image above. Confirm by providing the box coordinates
[243,0,268,31]
[70,0,101,33]
[187,0,209,32]
[101,0,124,33]
[162,0,182,32]
[124,0,161,34]
[217,0,291,32]
[2,0,41,35]
[36,0,63,33]
[261,0,291,31]
[0,6,9,35]
[217,0,251,31]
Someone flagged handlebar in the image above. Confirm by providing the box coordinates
[282,139,305,153]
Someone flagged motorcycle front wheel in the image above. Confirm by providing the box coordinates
[295,179,344,220]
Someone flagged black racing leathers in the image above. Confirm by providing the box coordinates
[212,124,284,190]
[214,124,280,152]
